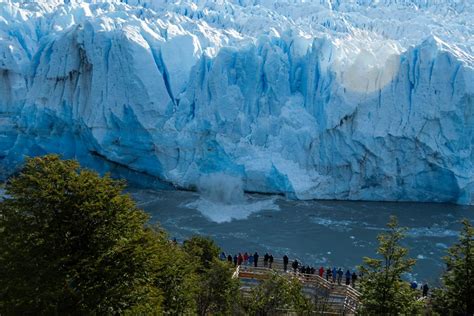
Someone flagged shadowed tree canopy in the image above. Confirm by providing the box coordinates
[432,218,474,316]
[240,271,313,315]
[184,236,239,316]
[0,155,197,315]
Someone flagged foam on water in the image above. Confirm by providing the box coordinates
[185,173,279,223]
[406,227,459,238]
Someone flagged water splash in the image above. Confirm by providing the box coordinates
[197,173,245,204]
[186,173,279,223]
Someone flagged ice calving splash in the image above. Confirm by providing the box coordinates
[186,173,279,223]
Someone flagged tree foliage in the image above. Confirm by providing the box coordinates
[432,218,474,316]
[241,272,313,316]
[358,216,422,316]
[184,236,239,316]
[0,155,196,314]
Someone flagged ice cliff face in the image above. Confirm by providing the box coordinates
[0,0,473,204]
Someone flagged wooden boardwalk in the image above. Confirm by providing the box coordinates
[234,258,361,315]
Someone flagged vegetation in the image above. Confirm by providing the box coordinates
[358,216,422,316]
[0,155,226,315]
[184,236,239,316]
[240,272,313,315]
[431,219,474,316]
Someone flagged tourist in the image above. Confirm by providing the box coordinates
[345,269,351,285]
[283,255,289,271]
[300,265,306,274]
[263,253,269,267]
[254,252,259,267]
[422,284,429,297]
[237,253,243,266]
[326,267,332,281]
[248,253,254,266]
[243,252,249,265]
[310,267,315,274]
[319,266,324,277]
[219,252,226,261]
[269,254,274,268]
[332,267,337,283]
[410,281,418,290]
[292,259,299,273]
[233,254,238,266]
[337,268,343,285]
[351,271,358,287]
[227,254,232,264]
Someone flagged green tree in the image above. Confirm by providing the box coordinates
[184,236,239,315]
[0,155,195,315]
[358,216,422,315]
[242,272,313,315]
[432,219,474,316]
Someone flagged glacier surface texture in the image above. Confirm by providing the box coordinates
[0,0,473,204]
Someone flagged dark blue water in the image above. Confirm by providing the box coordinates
[131,188,474,285]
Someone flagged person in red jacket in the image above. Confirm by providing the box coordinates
[243,252,249,265]
[319,266,325,277]
[237,253,243,266]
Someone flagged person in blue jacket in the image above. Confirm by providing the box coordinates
[337,268,343,285]
[248,253,254,266]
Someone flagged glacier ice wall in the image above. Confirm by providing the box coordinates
[0,0,473,204]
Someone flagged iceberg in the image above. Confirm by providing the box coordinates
[0,0,473,204]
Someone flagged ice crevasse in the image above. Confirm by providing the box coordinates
[0,0,473,204]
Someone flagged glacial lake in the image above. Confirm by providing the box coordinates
[130,188,474,284]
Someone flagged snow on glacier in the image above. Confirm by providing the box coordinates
[0,0,473,204]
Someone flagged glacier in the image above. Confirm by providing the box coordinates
[0,0,473,204]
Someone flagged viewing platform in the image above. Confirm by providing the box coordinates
[233,258,361,315]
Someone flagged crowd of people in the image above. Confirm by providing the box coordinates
[221,251,276,269]
[218,250,430,297]
[219,251,360,287]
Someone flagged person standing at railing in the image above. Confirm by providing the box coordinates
[243,252,248,265]
[332,267,337,283]
[319,266,324,277]
[227,254,233,264]
[292,259,299,273]
[219,252,226,261]
[345,269,351,285]
[253,252,259,267]
[263,253,269,267]
[337,268,343,285]
[351,271,358,287]
[326,267,332,281]
[269,254,274,268]
[422,283,429,297]
[283,255,289,271]
[248,253,254,266]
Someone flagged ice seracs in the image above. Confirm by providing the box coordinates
[0,0,473,204]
